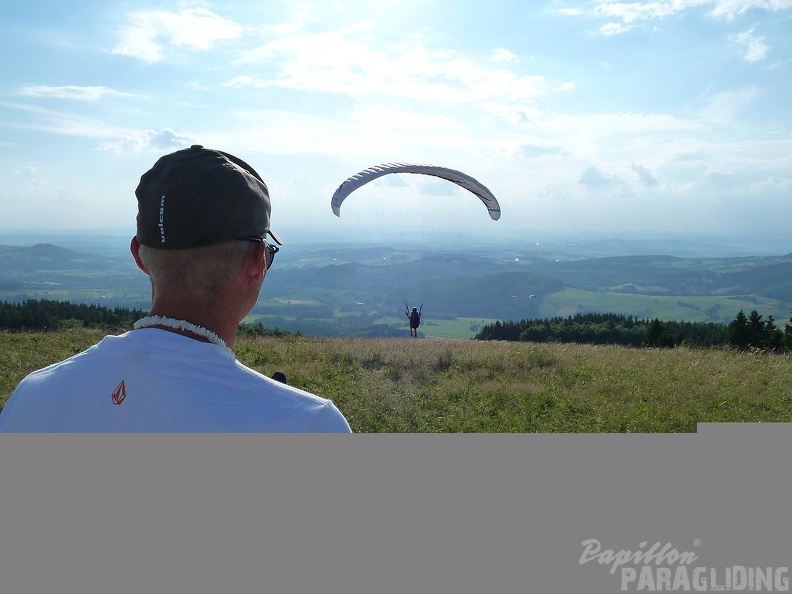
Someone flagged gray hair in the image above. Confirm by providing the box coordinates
[138,240,253,303]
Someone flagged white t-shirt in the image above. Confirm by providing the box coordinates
[0,329,351,433]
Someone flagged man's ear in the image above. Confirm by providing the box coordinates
[130,237,148,274]
[244,240,267,282]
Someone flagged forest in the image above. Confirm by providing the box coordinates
[474,310,792,352]
[0,300,300,338]
[0,299,146,331]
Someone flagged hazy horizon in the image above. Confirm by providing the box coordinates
[2,226,791,260]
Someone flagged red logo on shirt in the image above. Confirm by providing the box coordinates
[112,380,127,405]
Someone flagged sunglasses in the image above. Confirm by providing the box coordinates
[239,237,279,271]
[264,243,279,271]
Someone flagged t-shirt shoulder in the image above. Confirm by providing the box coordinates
[306,399,353,433]
[232,361,352,432]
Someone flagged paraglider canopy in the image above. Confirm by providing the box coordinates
[330,162,501,221]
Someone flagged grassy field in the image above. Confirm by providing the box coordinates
[3,328,792,432]
[375,316,499,339]
[539,287,790,323]
[0,287,151,306]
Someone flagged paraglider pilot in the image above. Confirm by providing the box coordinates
[406,305,422,337]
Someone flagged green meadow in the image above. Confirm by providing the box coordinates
[374,316,500,339]
[539,287,789,323]
[3,328,791,433]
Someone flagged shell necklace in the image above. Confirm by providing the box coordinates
[133,315,234,358]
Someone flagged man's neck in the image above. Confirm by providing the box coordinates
[147,302,239,348]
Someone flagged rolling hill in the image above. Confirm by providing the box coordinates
[2,242,791,336]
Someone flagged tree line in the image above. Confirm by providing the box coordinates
[0,299,148,331]
[4,299,792,351]
[475,310,792,352]
[0,299,298,337]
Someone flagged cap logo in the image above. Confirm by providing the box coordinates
[158,195,166,243]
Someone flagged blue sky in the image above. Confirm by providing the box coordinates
[0,0,790,244]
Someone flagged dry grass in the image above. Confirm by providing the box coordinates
[3,330,792,432]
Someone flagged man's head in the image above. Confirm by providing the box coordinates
[132,146,281,311]
[135,145,282,249]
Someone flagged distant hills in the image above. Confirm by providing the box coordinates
[2,242,791,336]
[527,253,792,301]
[0,243,145,300]
[0,243,114,272]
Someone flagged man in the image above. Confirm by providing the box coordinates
[407,306,421,337]
[0,145,351,432]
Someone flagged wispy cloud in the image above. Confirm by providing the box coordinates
[520,144,567,157]
[698,87,763,126]
[579,166,622,188]
[708,0,792,21]
[730,27,769,62]
[491,48,518,62]
[569,1,792,30]
[17,165,47,187]
[0,101,132,139]
[420,180,461,195]
[673,150,707,161]
[111,8,245,63]
[0,101,192,155]
[600,22,633,35]
[232,30,572,107]
[99,128,192,153]
[631,163,658,185]
[594,1,683,24]
[17,85,137,101]
[549,111,705,137]
[378,175,409,188]
[705,171,739,190]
